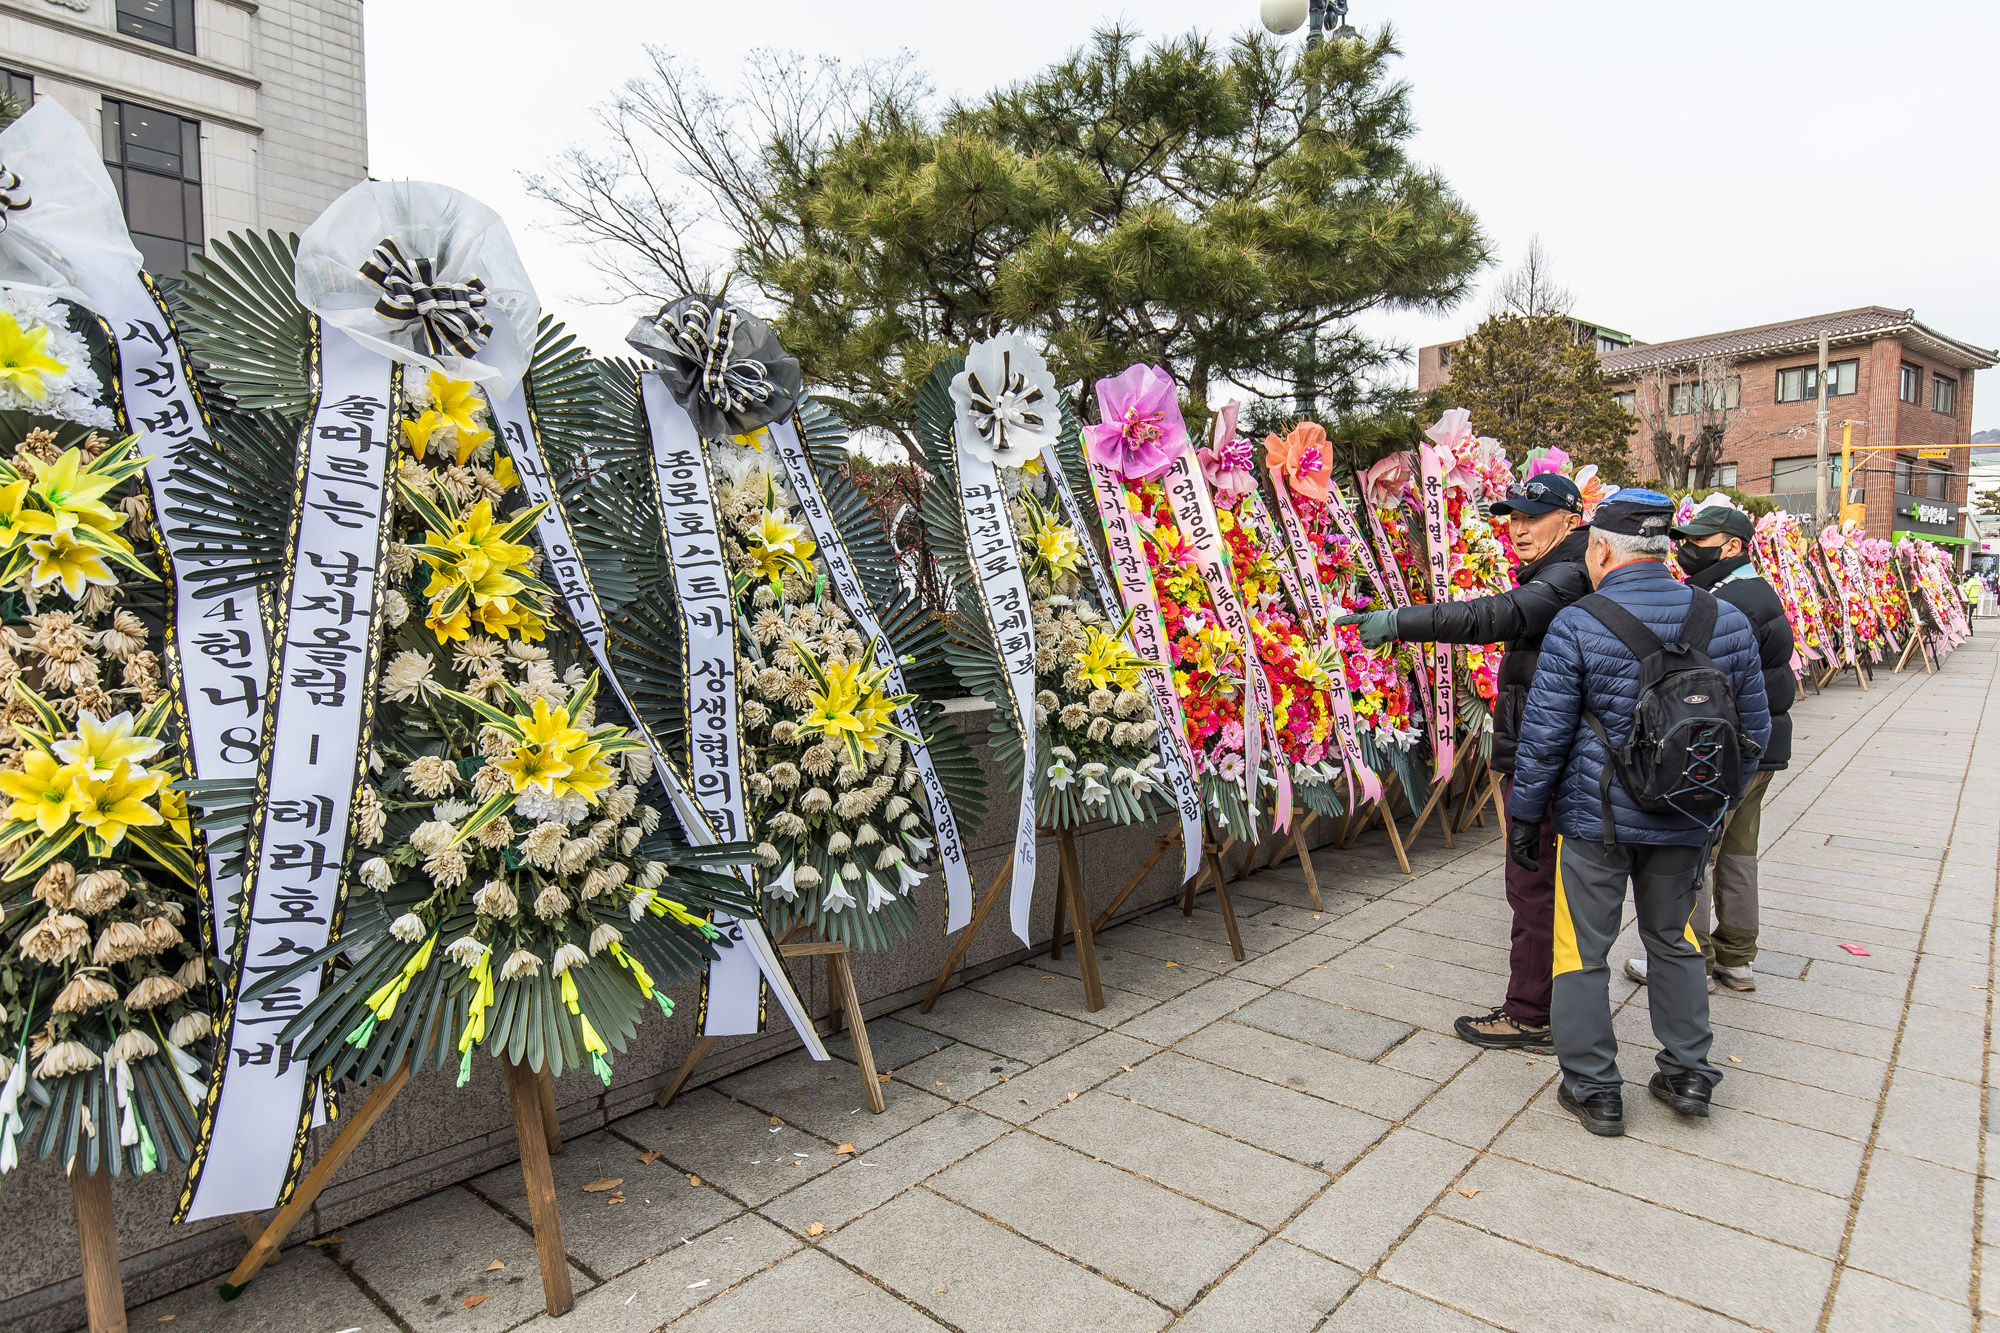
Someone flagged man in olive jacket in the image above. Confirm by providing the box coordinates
[1338,474,1591,1050]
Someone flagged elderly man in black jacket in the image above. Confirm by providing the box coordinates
[1625,505,1795,993]
[1338,474,1592,1050]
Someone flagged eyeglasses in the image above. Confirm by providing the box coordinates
[1503,480,1582,513]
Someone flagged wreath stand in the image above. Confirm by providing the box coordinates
[70,1159,126,1333]
[219,1061,574,1316]
[920,828,1107,1015]
[1334,776,1413,874]
[1236,812,1325,910]
[655,929,886,1115]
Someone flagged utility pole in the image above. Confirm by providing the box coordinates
[1813,330,1831,522]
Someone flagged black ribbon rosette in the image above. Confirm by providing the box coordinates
[358,236,492,359]
[0,163,28,233]
[626,294,803,438]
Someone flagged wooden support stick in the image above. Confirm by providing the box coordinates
[1450,763,1480,834]
[1405,772,1454,848]
[1183,835,1234,916]
[1266,810,1317,871]
[222,1061,414,1297]
[1293,822,1324,911]
[824,950,887,1113]
[1090,833,1175,934]
[503,1058,574,1318]
[1048,844,1069,962]
[1056,828,1105,1012]
[1375,778,1413,875]
[654,1035,718,1109]
[920,852,1014,1013]
[71,1159,125,1333]
[1204,844,1247,961]
[231,1214,278,1265]
[1486,772,1509,840]
[1453,768,1496,836]
[535,1067,562,1155]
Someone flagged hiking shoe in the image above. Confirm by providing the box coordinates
[1650,1070,1713,1118]
[1623,958,1715,992]
[1714,964,1756,991]
[1454,1007,1553,1050]
[1558,1083,1625,1136]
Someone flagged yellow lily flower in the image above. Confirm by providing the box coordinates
[402,373,494,463]
[26,529,116,598]
[742,508,816,588]
[494,740,573,796]
[0,750,87,836]
[490,453,519,491]
[70,760,165,849]
[158,783,192,846]
[26,448,125,537]
[0,312,66,402]
[53,710,166,778]
[1077,626,1146,693]
[1031,524,1082,582]
[0,478,58,552]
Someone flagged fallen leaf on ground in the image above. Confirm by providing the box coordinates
[836,1143,855,1154]
[1728,1056,1742,1064]
[1456,1187,1479,1198]
[607,1193,627,1205]
[687,1174,702,1188]
[806,1222,826,1237]
[464,1295,490,1309]
[156,1318,174,1324]
[824,1074,840,1080]
[582,1177,623,1193]
[305,1236,346,1248]
[485,1260,505,1272]
[877,1073,891,1082]
[936,1287,949,1294]
[687,1279,710,1289]
[1837,943,1872,956]
[769,1116,783,1126]
[1339,1004,1353,1010]
[1018,1098,1029,1105]
[1381,963,1396,969]
[1065,1092,1078,1102]
[636,1150,661,1165]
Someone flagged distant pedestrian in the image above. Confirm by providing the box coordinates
[1626,505,1794,993]
[1508,491,1771,1137]
[1338,474,1591,1052]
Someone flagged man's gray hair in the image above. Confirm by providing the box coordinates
[1589,526,1671,560]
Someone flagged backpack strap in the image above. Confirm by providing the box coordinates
[1579,709,1618,847]
[1574,592,1665,663]
[1676,588,1719,655]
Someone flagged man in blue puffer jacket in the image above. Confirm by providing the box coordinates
[1508,490,1770,1138]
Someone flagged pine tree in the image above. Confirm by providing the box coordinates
[1444,313,1638,480]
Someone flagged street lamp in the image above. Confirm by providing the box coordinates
[1262,0,1356,46]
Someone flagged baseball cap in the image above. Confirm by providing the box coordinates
[1671,505,1755,544]
[1591,488,1676,538]
[1491,475,1583,517]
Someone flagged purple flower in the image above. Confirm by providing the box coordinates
[1198,401,1257,503]
[1084,363,1187,481]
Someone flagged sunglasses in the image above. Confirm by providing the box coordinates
[1502,480,1582,514]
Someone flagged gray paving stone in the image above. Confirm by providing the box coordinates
[714,1047,952,1151]
[1172,1241,1359,1333]
[1227,932,1354,988]
[1105,1050,1390,1170]
[758,1104,1010,1234]
[967,960,1156,1028]
[663,1247,947,1332]
[1379,1216,1745,1332]
[1322,1278,1501,1331]
[1824,1268,1974,1333]
[892,1042,1029,1099]
[1846,1149,1978,1302]
[1440,1154,1832,1332]
[1876,1067,1983,1172]
[514,1214,801,1333]
[1407,1049,1556,1148]
[929,1132,1263,1310]
[1378,1033,1483,1082]
[1282,1128,1474,1270]
[1178,1020,1439,1121]
[968,1031,1158,1125]
[824,1188,1168,1333]
[1326,944,1500,1007]
[1143,906,1299,956]
[826,1015,955,1071]
[1749,948,1810,979]
[618,1088,840,1208]
[1322,898,1421,941]
[1040,932,1222,998]
[1092,919,1245,971]
[1117,975,1269,1046]
[1234,989,1417,1060]
[1702,989,1899,1059]
[899,985,1104,1064]
[1285,964,1481,1035]
[129,1247,395,1333]
[469,1129,742,1275]
[336,1187,593,1332]
[1034,1090,1326,1227]
[1702,1065,1880,1142]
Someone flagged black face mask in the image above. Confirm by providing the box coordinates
[1676,541,1724,574]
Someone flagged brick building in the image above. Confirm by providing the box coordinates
[0,0,367,276]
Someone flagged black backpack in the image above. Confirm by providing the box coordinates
[1576,588,1754,844]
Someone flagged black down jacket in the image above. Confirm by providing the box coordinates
[1687,555,1795,770]
[1509,560,1772,845]
[1393,526,1591,774]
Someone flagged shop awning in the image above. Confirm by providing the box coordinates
[1894,530,1975,547]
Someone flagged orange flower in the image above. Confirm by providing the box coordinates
[1264,422,1333,503]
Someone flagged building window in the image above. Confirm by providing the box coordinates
[1668,377,1741,416]
[0,69,32,114]
[1925,463,1952,501]
[1933,374,1959,415]
[1775,358,1859,404]
[101,100,202,277]
[1701,464,1738,489]
[1772,455,1842,494]
[1895,457,1914,494]
[1612,390,1636,413]
[1437,345,1454,372]
[116,0,196,54]
[1900,362,1923,404]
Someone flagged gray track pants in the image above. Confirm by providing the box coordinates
[1553,836,1719,1099]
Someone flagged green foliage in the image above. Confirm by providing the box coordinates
[1972,484,2000,518]
[1444,313,1637,482]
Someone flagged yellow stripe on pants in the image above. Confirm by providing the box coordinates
[1553,835,1583,976]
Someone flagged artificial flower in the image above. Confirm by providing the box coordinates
[0,311,65,402]
[1264,421,1333,503]
[1084,363,1186,481]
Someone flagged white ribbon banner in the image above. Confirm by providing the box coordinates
[766,419,974,931]
[495,386,826,1059]
[108,275,270,967]
[181,326,393,1221]
[953,434,1040,946]
[1417,444,1456,784]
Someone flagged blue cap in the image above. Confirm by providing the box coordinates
[1592,489,1676,538]
[1491,474,1582,517]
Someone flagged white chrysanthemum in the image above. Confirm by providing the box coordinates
[445,936,486,968]
[534,884,571,920]
[380,588,410,628]
[168,1012,211,1047]
[409,819,455,856]
[636,861,667,889]
[405,755,457,798]
[359,857,393,891]
[827,831,851,856]
[424,846,469,888]
[390,913,426,943]
[602,784,639,823]
[0,292,118,427]
[500,949,541,981]
[35,1040,101,1078]
[516,785,589,826]
[550,943,588,976]
[619,826,643,854]
[794,865,823,889]
[381,649,441,703]
[588,922,622,955]
[474,879,518,917]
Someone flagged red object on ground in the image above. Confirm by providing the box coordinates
[1838,943,1872,956]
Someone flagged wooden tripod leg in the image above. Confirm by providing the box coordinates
[1205,847,1247,961]
[503,1058,574,1317]
[1267,811,1318,871]
[221,1061,414,1297]
[1294,825,1323,911]
[1378,786,1413,875]
[1183,836,1231,917]
[1450,764,1480,834]
[1057,829,1104,1012]
[535,1067,562,1155]
[232,1214,279,1266]
[1091,834,1174,934]
[72,1159,125,1333]
[1406,775,1452,847]
[655,1034,718,1109]
[1048,846,1068,962]
[825,949,887,1113]
[1487,772,1509,841]
[920,852,1013,1013]
[1454,769,1493,835]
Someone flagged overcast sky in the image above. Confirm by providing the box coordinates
[365,0,2000,432]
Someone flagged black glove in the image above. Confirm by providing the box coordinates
[1334,609,1400,649]
[1507,815,1543,872]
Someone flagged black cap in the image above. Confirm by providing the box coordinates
[1591,488,1676,538]
[1671,505,1755,544]
[1491,475,1582,517]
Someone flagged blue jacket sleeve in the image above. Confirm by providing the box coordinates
[1508,609,1584,822]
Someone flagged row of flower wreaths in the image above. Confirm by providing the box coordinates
[0,101,1971,1224]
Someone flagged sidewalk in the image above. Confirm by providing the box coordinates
[140,632,2000,1333]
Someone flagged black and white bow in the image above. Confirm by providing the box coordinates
[627,294,802,437]
[964,350,1047,455]
[359,237,491,359]
[0,164,27,235]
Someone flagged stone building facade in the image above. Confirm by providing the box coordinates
[0,0,366,275]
